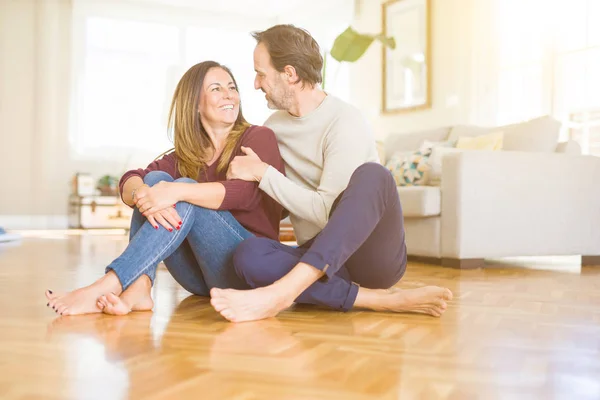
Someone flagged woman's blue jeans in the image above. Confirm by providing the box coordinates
[105,171,253,296]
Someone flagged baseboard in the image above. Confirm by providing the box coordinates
[0,215,69,230]
[407,255,442,265]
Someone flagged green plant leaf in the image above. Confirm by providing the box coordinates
[330,27,373,62]
[374,34,396,50]
[330,27,396,62]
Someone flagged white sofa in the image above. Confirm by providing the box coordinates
[381,116,600,268]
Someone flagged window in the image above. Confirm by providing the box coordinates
[493,0,549,125]
[76,17,180,154]
[69,2,354,163]
[493,0,600,154]
[69,4,276,161]
[552,0,600,153]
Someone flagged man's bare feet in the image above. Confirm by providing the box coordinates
[45,271,123,316]
[210,286,293,323]
[209,283,452,322]
[354,286,453,317]
[97,275,154,316]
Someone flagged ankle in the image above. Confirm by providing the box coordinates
[100,271,124,295]
[268,282,295,307]
[139,274,152,289]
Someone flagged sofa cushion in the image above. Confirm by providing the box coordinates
[456,130,504,150]
[397,186,441,217]
[448,116,561,153]
[383,127,451,159]
[385,149,431,186]
[555,140,582,155]
[376,140,387,165]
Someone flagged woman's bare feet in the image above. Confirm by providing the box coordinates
[354,286,453,317]
[45,271,123,316]
[97,275,154,316]
[210,287,293,323]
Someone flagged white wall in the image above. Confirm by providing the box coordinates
[348,0,493,140]
[0,0,73,225]
[0,0,37,217]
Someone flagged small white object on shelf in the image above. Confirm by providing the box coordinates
[68,195,132,229]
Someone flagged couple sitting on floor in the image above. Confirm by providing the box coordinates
[46,24,452,322]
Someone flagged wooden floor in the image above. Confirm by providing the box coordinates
[1,232,599,400]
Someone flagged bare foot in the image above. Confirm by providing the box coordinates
[45,271,123,316]
[210,286,293,323]
[98,275,154,316]
[355,286,453,317]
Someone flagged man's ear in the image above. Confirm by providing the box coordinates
[283,65,298,83]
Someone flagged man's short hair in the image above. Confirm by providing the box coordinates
[251,24,323,88]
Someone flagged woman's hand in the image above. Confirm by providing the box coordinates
[134,181,181,216]
[145,207,182,232]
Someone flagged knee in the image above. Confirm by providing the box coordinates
[233,237,272,279]
[143,171,174,186]
[174,177,197,184]
[352,162,394,187]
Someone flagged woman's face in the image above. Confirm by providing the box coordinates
[198,67,240,127]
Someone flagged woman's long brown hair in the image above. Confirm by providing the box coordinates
[165,61,250,178]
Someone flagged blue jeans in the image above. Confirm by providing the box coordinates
[105,171,253,295]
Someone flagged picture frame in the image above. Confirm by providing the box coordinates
[382,0,432,113]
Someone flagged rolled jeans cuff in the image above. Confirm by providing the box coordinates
[299,251,336,281]
[342,282,360,312]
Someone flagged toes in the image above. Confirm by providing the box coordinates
[430,303,449,317]
[106,292,120,305]
[220,308,236,322]
[210,298,228,312]
[97,300,105,310]
[435,299,447,310]
[103,304,115,314]
[443,289,453,301]
[45,290,56,300]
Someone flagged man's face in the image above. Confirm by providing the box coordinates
[253,43,292,110]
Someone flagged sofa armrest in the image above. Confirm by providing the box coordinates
[441,151,600,258]
[555,140,582,155]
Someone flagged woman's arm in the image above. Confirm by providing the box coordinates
[170,182,226,210]
[118,152,178,206]
[136,126,284,215]
[121,176,146,207]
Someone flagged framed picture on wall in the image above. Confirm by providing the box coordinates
[382,0,432,113]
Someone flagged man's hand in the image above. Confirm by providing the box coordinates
[227,146,269,182]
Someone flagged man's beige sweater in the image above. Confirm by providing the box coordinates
[259,94,379,245]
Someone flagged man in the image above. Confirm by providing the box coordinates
[210,25,452,323]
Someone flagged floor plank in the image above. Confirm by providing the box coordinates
[0,232,599,400]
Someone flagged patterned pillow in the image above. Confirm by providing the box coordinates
[385,147,432,186]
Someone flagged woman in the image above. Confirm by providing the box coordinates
[45,61,285,316]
